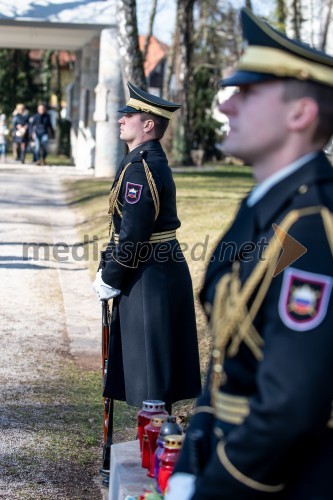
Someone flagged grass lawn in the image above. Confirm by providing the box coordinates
[63,163,254,442]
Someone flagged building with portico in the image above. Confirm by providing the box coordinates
[0,0,124,177]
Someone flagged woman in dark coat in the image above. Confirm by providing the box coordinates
[12,103,29,163]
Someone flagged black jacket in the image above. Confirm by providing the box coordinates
[12,112,29,143]
[30,112,54,138]
[175,152,333,499]
[101,140,201,407]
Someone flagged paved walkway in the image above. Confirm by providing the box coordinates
[0,161,103,498]
[0,161,100,365]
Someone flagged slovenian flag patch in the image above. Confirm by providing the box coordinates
[125,182,143,204]
[278,267,333,331]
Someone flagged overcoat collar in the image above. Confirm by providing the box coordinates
[114,140,163,182]
[253,152,333,230]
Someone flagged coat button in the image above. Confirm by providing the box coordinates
[298,184,308,194]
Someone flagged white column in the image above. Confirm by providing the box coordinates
[69,50,81,165]
[76,37,100,170]
[94,28,125,178]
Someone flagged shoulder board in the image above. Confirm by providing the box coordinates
[130,149,147,164]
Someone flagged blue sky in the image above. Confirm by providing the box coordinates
[137,0,274,46]
[137,0,177,44]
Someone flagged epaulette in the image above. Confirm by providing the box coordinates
[210,205,333,403]
[130,150,146,164]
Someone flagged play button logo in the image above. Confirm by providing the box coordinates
[272,223,307,277]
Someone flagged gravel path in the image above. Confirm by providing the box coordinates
[0,163,104,499]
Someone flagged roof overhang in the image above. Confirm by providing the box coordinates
[0,19,113,50]
[0,0,116,50]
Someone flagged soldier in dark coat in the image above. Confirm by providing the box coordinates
[167,8,333,500]
[93,83,201,410]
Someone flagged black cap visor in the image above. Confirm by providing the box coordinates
[219,70,281,87]
[118,105,143,114]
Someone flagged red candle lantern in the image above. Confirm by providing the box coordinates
[141,433,150,469]
[154,415,183,489]
[154,436,165,489]
[144,414,168,478]
[137,400,168,452]
[158,434,184,494]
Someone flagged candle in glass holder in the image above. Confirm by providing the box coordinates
[158,434,184,493]
[137,400,168,452]
[144,414,168,478]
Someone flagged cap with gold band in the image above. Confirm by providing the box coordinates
[119,82,181,120]
[220,8,333,88]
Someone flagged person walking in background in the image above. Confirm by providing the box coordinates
[0,114,9,162]
[30,104,54,165]
[12,103,29,164]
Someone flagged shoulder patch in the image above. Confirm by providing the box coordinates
[125,182,143,204]
[278,267,333,331]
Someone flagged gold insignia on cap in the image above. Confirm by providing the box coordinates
[126,98,173,119]
[238,46,333,86]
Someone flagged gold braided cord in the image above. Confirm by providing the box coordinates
[142,158,160,220]
[108,162,131,234]
[127,98,173,119]
[321,207,333,256]
[217,442,285,492]
[210,205,326,402]
[246,205,332,326]
[239,46,333,87]
[108,159,160,234]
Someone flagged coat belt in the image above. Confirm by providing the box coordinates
[213,391,333,428]
[113,229,177,244]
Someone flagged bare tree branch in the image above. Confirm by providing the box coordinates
[142,0,158,62]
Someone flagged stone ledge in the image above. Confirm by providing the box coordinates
[109,440,156,500]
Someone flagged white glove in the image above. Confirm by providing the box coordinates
[164,473,196,500]
[92,269,120,300]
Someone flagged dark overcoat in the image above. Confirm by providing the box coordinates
[101,139,201,408]
[175,152,333,499]
[12,113,29,144]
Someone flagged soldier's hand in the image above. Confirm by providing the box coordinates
[92,269,120,300]
[164,473,196,500]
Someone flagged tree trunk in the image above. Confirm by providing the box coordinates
[162,30,176,100]
[285,0,303,39]
[245,0,253,10]
[276,0,287,32]
[173,0,195,165]
[116,0,146,94]
[320,0,333,50]
[42,50,53,104]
